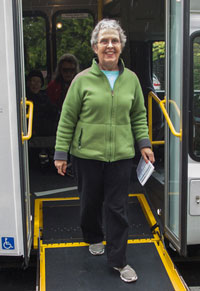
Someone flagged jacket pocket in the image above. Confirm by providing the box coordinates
[78,128,83,149]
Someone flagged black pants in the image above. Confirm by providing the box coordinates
[72,156,133,268]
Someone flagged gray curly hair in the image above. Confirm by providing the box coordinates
[55,53,79,82]
[91,19,127,49]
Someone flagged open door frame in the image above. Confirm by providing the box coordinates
[12,0,32,266]
[164,0,190,256]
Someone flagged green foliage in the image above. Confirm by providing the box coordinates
[56,15,94,70]
[152,41,165,90]
[23,16,46,74]
[23,14,94,78]
[152,41,165,62]
[193,40,200,90]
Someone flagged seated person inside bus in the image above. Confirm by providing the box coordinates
[26,70,58,166]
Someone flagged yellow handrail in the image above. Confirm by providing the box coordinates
[148,91,182,146]
[98,0,103,21]
[22,100,34,142]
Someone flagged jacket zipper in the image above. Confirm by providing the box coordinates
[78,128,83,149]
[110,91,114,161]
[101,71,120,161]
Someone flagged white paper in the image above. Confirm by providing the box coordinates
[136,156,155,186]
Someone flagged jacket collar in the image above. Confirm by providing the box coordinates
[91,58,125,75]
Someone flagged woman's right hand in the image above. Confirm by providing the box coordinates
[54,160,67,176]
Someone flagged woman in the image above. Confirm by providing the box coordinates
[26,69,58,137]
[54,19,154,283]
[47,53,79,112]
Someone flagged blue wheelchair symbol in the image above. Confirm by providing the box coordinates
[2,237,15,250]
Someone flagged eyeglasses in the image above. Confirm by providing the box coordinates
[98,38,121,46]
[30,79,42,85]
[62,68,76,73]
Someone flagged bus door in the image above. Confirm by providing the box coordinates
[164,0,189,255]
[0,0,32,264]
[13,0,32,263]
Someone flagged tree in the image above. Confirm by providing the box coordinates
[23,13,94,80]
[56,15,94,70]
[23,16,46,75]
[152,41,165,90]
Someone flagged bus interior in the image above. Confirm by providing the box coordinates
[23,0,165,199]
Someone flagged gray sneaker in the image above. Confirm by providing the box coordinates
[89,242,104,255]
[114,265,138,283]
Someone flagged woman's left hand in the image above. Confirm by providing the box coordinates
[140,147,155,164]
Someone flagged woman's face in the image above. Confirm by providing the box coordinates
[28,76,42,94]
[61,61,76,83]
[93,29,122,71]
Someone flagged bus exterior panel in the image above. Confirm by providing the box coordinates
[0,0,25,257]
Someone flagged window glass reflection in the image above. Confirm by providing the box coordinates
[55,13,94,70]
[193,36,200,157]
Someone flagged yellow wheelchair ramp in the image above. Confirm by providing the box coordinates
[34,194,187,291]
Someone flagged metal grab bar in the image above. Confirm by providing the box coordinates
[22,99,34,143]
[148,91,182,146]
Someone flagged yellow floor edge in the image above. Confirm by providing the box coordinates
[40,243,46,291]
[154,241,187,291]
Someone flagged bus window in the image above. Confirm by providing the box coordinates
[53,12,94,72]
[152,41,165,92]
[191,34,200,160]
[23,14,48,83]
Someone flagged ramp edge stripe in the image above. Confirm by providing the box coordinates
[40,244,46,291]
[154,241,186,291]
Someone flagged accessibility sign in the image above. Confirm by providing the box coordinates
[1,237,15,250]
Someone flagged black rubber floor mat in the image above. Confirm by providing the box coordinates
[42,196,153,244]
[44,243,174,291]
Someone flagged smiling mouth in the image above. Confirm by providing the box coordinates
[106,50,115,53]
[105,51,115,56]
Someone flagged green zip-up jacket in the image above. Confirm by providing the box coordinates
[54,59,151,162]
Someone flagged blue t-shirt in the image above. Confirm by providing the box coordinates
[102,70,119,90]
